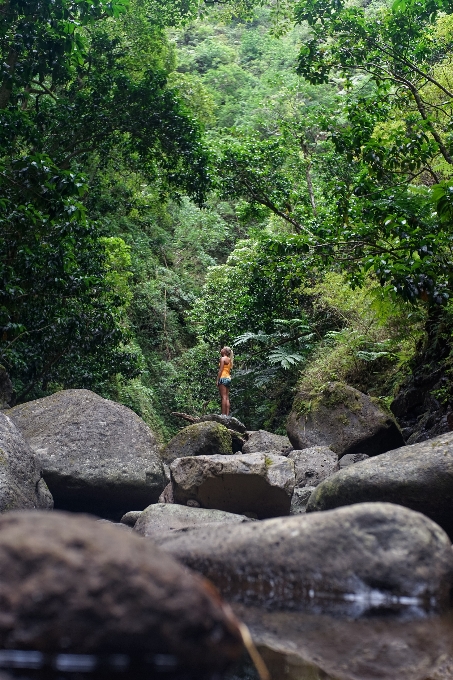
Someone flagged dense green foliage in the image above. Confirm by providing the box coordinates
[0,0,208,401]
[215,0,453,303]
[3,0,453,437]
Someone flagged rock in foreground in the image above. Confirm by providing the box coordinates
[287,382,404,457]
[134,503,253,538]
[156,503,453,609]
[161,421,233,465]
[0,511,243,672]
[9,390,165,518]
[306,432,453,538]
[0,413,53,512]
[171,453,295,519]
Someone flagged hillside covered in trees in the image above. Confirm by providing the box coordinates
[2,0,453,441]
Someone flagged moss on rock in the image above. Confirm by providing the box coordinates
[162,421,233,464]
[287,381,404,457]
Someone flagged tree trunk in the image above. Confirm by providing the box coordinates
[0,48,17,109]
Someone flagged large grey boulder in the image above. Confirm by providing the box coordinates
[8,389,165,518]
[0,412,53,511]
[0,511,243,672]
[161,421,233,465]
[287,381,404,457]
[156,503,453,610]
[242,430,292,456]
[306,432,453,539]
[288,446,339,488]
[170,452,295,519]
[134,503,253,538]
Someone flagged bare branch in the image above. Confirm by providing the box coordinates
[30,80,58,101]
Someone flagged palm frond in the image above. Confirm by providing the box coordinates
[234,331,272,345]
[268,347,305,370]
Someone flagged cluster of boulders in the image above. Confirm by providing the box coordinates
[2,383,453,678]
[0,382,410,525]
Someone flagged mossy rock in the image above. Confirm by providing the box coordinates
[288,381,404,458]
[162,421,233,465]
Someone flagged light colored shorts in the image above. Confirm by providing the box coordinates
[218,378,231,387]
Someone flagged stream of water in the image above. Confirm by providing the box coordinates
[1,601,452,680]
[226,604,453,680]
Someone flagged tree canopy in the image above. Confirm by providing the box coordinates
[3,0,453,435]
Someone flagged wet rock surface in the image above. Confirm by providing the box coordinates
[306,432,453,538]
[161,421,233,465]
[9,389,165,519]
[0,412,53,512]
[288,446,339,488]
[134,503,253,538]
[242,430,292,456]
[170,453,295,519]
[0,511,243,672]
[156,502,453,610]
[287,382,404,457]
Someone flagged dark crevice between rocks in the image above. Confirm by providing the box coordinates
[391,308,453,445]
[182,474,291,520]
[47,484,160,522]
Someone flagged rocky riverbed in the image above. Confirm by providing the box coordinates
[2,386,453,679]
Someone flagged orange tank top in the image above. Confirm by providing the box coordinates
[219,359,231,379]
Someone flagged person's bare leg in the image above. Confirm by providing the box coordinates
[224,386,230,416]
[219,383,229,415]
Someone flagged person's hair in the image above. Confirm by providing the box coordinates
[223,346,234,369]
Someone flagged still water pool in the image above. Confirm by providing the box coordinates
[1,603,452,680]
[225,604,453,680]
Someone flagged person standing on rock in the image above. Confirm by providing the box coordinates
[217,347,233,416]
